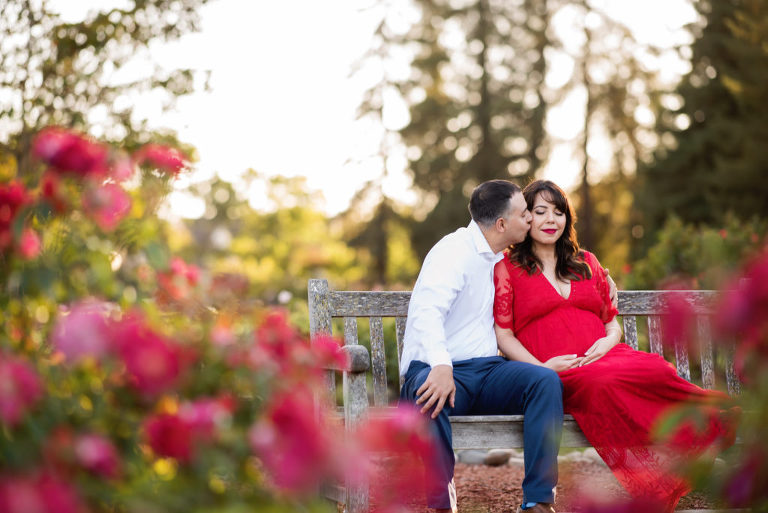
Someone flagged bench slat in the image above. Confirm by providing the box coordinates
[342,317,369,427]
[674,337,692,382]
[330,291,410,317]
[395,316,406,390]
[308,279,336,398]
[725,346,742,396]
[698,316,716,390]
[622,315,639,350]
[618,290,718,315]
[370,317,388,407]
[450,415,589,448]
[648,316,664,356]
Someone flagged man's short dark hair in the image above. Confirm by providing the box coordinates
[469,180,521,227]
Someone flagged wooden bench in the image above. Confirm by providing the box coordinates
[308,279,741,512]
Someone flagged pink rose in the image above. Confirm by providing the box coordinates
[114,314,184,397]
[32,126,109,178]
[82,182,132,232]
[51,301,114,364]
[133,143,187,175]
[144,413,193,463]
[18,229,41,260]
[0,356,43,427]
[74,433,121,479]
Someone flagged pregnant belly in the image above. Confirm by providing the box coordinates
[517,311,606,362]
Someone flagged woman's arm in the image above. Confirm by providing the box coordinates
[580,317,622,366]
[495,324,583,372]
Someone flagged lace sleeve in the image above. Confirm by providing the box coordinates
[585,251,618,323]
[493,258,515,329]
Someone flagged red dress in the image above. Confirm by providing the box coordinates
[493,251,731,510]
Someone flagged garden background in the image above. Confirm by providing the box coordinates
[1,0,767,512]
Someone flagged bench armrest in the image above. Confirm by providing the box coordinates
[322,344,370,373]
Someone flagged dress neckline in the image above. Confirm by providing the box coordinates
[539,270,572,300]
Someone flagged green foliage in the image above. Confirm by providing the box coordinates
[635,0,768,254]
[625,214,767,289]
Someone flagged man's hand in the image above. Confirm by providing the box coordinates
[580,336,618,366]
[604,268,618,308]
[543,354,583,372]
[415,365,456,419]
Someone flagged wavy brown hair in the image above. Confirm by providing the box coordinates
[508,180,591,281]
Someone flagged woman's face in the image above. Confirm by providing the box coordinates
[529,191,566,245]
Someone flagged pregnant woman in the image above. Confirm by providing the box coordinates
[493,180,735,511]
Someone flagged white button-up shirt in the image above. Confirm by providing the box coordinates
[400,220,505,376]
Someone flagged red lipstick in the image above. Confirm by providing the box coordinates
[542,229,557,234]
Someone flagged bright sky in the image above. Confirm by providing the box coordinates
[53,0,698,217]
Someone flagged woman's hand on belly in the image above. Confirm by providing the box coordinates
[580,335,619,366]
[544,354,584,372]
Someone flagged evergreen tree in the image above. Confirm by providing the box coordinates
[634,0,768,255]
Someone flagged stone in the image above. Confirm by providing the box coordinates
[456,449,488,465]
[483,449,513,466]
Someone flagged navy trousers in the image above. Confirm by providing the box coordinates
[400,356,563,509]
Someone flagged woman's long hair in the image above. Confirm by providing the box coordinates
[509,180,592,281]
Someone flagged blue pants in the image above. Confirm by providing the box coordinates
[400,356,563,509]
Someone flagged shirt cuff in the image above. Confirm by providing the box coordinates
[427,349,453,369]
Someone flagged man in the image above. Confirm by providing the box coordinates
[399,180,563,513]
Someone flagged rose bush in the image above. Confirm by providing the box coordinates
[0,127,435,512]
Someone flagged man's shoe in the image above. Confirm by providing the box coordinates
[516,504,556,513]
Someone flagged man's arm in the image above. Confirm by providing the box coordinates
[405,244,467,418]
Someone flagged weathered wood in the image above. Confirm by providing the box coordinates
[450,415,589,448]
[698,316,716,390]
[674,338,691,382]
[344,317,359,346]
[308,279,336,400]
[622,315,639,350]
[395,316,406,390]
[725,345,742,396]
[330,291,411,317]
[648,315,664,357]
[369,317,388,407]
[618,290,718,315]
[341,345,370,373]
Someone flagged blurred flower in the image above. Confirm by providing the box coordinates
[144,413,193,463]
[0,181,32,251]
[0,472,83,513]
[133,143,187,175]
[39,172,68,214]
[178,396,234,442]
[114,314,184,397]
[74,433,121,479]
[110,154,136,182]
[32,126,109,178]
[0,355,43,427]
[157,257,200,304]
[309,334,349,371]
[356,405,438,511]
[249,387,341,493]
[18,228,41,259]
[51,300,114,364]
[82,182,132,232]
[722,448,767,508]
[714,251,768,378]
[661,292,695,352]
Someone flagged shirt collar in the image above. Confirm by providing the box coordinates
[468,220,503,262]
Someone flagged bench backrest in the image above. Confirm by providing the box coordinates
[308,279,741,408]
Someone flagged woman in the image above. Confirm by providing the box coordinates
[493,180,733,511]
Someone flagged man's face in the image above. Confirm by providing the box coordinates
[501,192,532,245]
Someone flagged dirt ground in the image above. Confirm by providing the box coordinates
[404,460,717,512]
